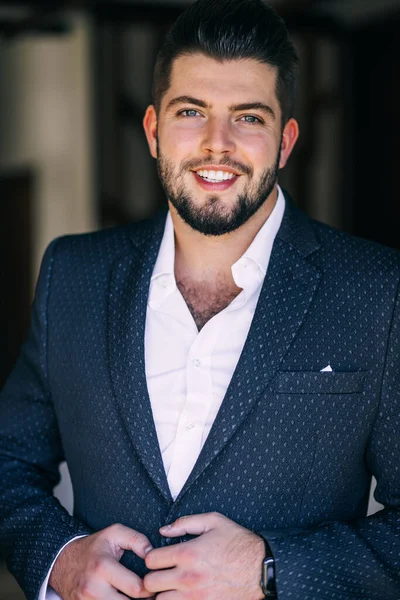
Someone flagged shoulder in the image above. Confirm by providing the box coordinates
[280,194,400,286]
[52,224,132,263]
[310,218,400,282]
[47,209,167,268]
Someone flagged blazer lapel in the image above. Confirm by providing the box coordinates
[177,197,322,500]
[108,209,173,503]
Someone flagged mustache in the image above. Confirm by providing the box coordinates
[179,157,253,177]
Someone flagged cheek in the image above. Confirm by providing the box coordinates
[162,123,203,152]
[238,133,277,169]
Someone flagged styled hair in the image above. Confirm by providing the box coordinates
[152,0,298,126]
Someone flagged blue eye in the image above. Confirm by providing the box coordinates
[179,109,201,117]
[241,115,262,124]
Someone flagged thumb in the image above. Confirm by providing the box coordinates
[160,512,221,538]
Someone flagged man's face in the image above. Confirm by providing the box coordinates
[144,54,298,236]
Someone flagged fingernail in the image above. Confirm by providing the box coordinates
[160,524,172,532]
[144,545,153,554]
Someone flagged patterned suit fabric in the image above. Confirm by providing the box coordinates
[0,195,399,599]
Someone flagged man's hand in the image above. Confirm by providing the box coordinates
[144,512,265,600]
[49,523,154,599]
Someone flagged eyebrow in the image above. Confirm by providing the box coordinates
[165,96,276,121]
[166,96,208,111]
[229,102,276,121]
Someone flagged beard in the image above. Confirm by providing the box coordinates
[156,145,282,237]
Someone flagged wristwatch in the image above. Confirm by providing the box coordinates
[260,539,277,599]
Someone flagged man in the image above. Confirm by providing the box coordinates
[0,0,399,598]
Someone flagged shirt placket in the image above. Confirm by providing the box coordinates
[167,316,222,499]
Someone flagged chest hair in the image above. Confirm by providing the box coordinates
[176,276,241,331]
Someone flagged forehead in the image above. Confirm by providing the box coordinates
[164,53,279,108]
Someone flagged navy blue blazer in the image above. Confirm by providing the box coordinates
[0,195,399,599]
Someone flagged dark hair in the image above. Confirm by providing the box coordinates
[152,0,298,126]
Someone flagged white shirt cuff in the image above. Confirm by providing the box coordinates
[39,535,88,600]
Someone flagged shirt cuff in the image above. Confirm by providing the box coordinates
[39,535,88,600]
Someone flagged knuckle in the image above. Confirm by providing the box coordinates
[181,569,196,584]
[101,523,120,542]
[181,568,203,588]
[130,530,145,545]
[143,573,155,593]
[181,546,198,564]
[210,511,222,520]
[88,555,107,577]
[78,576,96,598]
[127,579,143,597]
[109,522,123,535]
[175,515,188,526]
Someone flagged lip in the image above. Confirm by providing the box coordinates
[192,171,239,191]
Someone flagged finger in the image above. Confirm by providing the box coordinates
[79,578,131,600]
[145,546,179,570]
[103,591,130,600]
[104,523,153,559]
[103,558,153,599]
[159,512,221,538]
[144,567,179,594]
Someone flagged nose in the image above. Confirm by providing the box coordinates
[200,117,236,155]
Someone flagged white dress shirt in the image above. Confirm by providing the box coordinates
[41,187,285,599]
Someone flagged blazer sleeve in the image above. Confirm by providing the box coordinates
[259,282,400,600]
[0,239,92,600]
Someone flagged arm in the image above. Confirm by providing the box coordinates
[259,283,400,599]
[0,240,92,600]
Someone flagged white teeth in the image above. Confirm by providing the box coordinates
[196,169,236,183]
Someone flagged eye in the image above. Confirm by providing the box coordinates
[240,115,263,124]
[177,109,202,118]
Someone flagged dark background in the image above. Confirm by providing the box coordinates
[1,0,400,389]
[0,1,399,595]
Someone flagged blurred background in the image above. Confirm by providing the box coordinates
[1,0,399,597]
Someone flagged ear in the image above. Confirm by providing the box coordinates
[143,105,158,159]
[279,118,299,169]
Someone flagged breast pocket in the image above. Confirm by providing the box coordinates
[271,371,366,395]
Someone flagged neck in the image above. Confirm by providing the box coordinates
[171,187,278,283]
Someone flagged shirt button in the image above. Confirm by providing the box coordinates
[193,358,201,368]
[186,421,195,430]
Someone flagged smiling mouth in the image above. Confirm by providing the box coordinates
[194,169,239,183]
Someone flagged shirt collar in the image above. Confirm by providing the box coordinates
[234,185,285,276]
[225,185,284,308]
[151,210,175,282]
[149,186,285,305]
